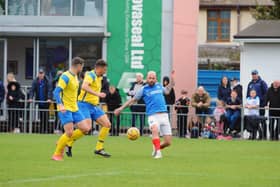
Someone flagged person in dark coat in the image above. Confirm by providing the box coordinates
[7,81,25,132]
[107,85,122,136]
[0,79,5,115]
[230,77,243,100]
[163,76,176,114]
[265,80,280,140]
[175,89,190,138]
[217,76,231,103]
[29,69,52,133]
[247,70,268,139]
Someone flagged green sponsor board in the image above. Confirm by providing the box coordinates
[107,0,162,101]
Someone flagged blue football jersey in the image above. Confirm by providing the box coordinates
[134,83,167,116]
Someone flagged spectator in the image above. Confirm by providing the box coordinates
[107,85,121,136]
[265,80,280,140]
[191,86,211,120]
[244,89,260,140]
[246,70,268,139]
[201,116,216,139]
[225,90,242,134]
[52,70,63,131]
[217,76,231,103]
[7,81,25,132]
[127,73,146,135]
[230,77,243,100]
[0,79,4,115]
[175,89,190,138]
[187,115,202,138]
[213,100,226,135]
[28,68,52,133]
[163,76,176,113]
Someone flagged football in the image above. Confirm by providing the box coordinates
[127,127,140,141]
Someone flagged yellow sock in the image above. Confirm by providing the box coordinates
[96,127,110,150]
[54,133,71,156]
[67,129,85,147]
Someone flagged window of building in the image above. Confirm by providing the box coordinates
[0,0,5,15]
[207,10,230,42]
[41,0,70,16]
[73,0,103,16]
[8,0,38,15]
[39,38,69,80]
[72,38,102,71]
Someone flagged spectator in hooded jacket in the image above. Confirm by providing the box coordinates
[265,80,280,140]
[217,76,231,103]
[28,68,53,133]
[7,81,25,132]
[107,85,122,136]
[163,76,176,113]
[246,70,268,139]
[230,77,243,100]
[0,79,5,115]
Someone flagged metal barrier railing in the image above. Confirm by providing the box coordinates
[0,102,279,140]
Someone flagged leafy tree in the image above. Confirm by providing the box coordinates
[251,0,280,20]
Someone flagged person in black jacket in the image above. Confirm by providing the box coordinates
[127,73,146,135]
[107,85,122,136]
[175,89,190,138]
[28,69,52,133]
[163,76,176,115]
[217,76,231,103]
[7,81,25,132]
[0,79,5,115]
[265,80,280,140]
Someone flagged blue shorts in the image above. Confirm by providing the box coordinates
[58,110,85,126]
[78,102,105,121]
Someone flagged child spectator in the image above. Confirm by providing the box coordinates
[213,100,226,135]
[188,115,202,138]
[175,89,190,138]
[244,89,260,140]
[201,116,216,139]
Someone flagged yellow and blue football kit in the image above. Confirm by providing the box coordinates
[77,70,109,152]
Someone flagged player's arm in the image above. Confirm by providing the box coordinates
[163,70,175,95]
[81,80,106,98]
[53,74,68,112]
[114,87,143,116]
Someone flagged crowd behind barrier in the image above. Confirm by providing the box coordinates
[0,100,279,141]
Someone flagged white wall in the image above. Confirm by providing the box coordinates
[240,43,280,99]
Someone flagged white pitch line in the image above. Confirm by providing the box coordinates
[0,171,120,185]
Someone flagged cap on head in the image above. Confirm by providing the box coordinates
[251,70,258,75]
[38,68,45,74]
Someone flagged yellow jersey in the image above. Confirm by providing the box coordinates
[78,70,102,105]
[57,71,79,112]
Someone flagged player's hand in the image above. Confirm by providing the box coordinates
[58,104,66,113]
[170,70,175,78]
[99,92,106,98]
[114,108,122,116]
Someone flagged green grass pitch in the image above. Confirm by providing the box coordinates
[0,134,279,187]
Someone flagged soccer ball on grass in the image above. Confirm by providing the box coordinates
[127,127,140,141]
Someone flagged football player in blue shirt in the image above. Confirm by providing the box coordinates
[114,71,175,159]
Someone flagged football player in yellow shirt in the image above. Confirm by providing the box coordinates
[66,59,112,157]
[51,57,90,161]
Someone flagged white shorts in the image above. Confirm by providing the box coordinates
[148,113,172,136]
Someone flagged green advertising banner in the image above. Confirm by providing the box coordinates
[107,0,162,100]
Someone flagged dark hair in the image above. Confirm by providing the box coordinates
[72,57,84,66]
[95,59,107,68]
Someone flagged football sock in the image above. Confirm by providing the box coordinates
[152,138,161,151]
[54,133,71,156]
[96,127,110,150]
[67,129,85,147]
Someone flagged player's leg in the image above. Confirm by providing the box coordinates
[52,111,74,161]
[148,114,162,158]
[159,113,172,149]
[94,111,112,157]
